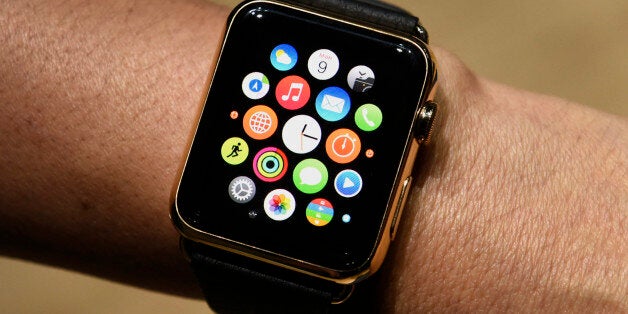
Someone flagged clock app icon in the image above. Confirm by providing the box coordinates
[282,115,322,154]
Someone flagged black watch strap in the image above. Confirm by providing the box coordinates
[183,239,351,314]
[282,0,428,42]
[185,1,425,313]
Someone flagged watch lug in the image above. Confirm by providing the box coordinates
[414,23,429,43]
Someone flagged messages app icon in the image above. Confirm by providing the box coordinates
[293,159,328,194]
[315,87,351,122]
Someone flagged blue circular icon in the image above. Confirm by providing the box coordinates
[334,169,362,198]
[315,87,351,122]
[249,79,263,92]
[271,44,298,71]
[342,214,351,223]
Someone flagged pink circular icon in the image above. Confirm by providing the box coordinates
[253,147,288,182]
[275,75,310,110]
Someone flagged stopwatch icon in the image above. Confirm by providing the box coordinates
[326,128,361,164]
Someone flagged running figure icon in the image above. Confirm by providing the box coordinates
[227,142,242,158]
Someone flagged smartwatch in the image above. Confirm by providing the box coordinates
[171,0,438,312]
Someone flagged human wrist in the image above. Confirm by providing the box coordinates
[381,47,627,312]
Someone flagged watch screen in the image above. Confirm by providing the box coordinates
[176,1,431,274]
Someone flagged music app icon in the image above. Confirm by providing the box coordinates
[275,75,310,110]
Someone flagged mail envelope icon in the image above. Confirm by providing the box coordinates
[321,94,345,113]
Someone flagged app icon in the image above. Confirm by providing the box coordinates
[306,198,334,227]
[315,87,351,122]
[275,75,310,110]
[228,176,256,204]
[293,158,328,194]
[243,105,278,140]
[221,137,249,165]
[354,103,382,131]
[308,49,340,80]
[264,189,296,221]
[334,169,362,198]
[365,149,375,158]
[347,65,375,92]
[326,128,361,164]
[271,44,298,71]
[282,115,322,154]
[253,147,288,182]
[242,72,270,100]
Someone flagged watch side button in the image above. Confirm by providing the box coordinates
[390,176,413,241]
[414,100,438,144]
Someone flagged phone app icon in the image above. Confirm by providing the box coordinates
[253,147,288,182]
[306,198,334,227]
[276,75,310,110]
[347,65,375,92]
[293,158,328,194]
[271,44,298,71]
[282,115,322,154]
[334,169,363,198]
[221,137,249,165]
[315,87,351,122]
[242,72,270,100]
[243,105,278,140]
[355,104,382,131]
[326,128,361,164]
[308,49,339,80]
[263,189,296,221]
[228,176,256,204]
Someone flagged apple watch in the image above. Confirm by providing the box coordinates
[171,0,438,312]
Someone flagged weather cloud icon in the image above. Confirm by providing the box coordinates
[271,44,298,71]
[276,49,292,65]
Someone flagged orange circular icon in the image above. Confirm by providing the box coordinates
[365,149,374,158]
[326,128,361,164]
[243,105,278,140]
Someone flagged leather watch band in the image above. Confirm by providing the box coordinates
[283,0,428,42]
[183,239,349,314]
[184,1,425,313]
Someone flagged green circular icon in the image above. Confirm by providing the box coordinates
[293,159,328,194]
[354,103,382,132]
[221,137,249,165]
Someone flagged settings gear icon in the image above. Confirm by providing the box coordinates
[228,176,256,204]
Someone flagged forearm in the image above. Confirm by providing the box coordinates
[1,0,626,311]
[0,0,229,297]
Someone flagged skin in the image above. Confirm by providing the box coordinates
[0,0,626,312]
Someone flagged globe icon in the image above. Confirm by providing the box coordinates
[249,112,273,134]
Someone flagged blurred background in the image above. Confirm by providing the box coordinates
[1,0,625,313]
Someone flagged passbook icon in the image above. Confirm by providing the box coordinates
[315,86,351,122]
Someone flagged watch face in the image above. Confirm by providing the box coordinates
[175,1,433,276]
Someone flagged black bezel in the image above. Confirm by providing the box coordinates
[172,0,434,279]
